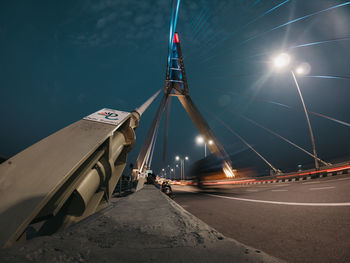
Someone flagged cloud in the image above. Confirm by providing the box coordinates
[67,0,172,48]
[65,0,248,49]
[96,12,117,29]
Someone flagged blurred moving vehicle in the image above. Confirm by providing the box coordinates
[189,155,258,189]
[161,181,173,197]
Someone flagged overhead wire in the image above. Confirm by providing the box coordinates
[205,109,281,173]
[237,2,350,46]
[200,0,291,63]
[238,114,330,166]
[228,91,350,128]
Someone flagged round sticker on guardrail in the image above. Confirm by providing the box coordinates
[83,108,130,126]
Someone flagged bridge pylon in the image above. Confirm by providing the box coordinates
[135,33,235,179]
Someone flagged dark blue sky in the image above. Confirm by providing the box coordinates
[1,0,349,175]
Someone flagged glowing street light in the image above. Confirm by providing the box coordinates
[295,62,311,75]
[273,53,291,69]
[272,52,319,169]
[196,136,204,144]
[175,155,189,180]
[296,66,305,75]
[196,135,213,157]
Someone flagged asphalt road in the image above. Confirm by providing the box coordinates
[172,175,350,263]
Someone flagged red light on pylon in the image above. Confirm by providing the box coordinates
[173,33,179,43]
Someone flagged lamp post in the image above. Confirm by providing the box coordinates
[273,53,319,170]
[175,164,179,181]
[196,136,213,158]
[175,155,189,181]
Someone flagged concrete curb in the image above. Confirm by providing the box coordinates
[230,171,350,186]
[0,185,284,263]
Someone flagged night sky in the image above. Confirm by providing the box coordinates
[1,0,349,176]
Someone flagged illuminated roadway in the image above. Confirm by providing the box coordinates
[172,175,350,263]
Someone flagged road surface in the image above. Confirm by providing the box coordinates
[172,175,350,263]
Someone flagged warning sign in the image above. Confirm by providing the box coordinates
[83,108,130,126]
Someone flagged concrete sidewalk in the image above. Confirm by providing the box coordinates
[0,185,283,262]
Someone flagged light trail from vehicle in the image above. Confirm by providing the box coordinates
[206,193,350,207]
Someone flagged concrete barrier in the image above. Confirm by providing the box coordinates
[0,185,283,263]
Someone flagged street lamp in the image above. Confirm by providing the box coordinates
[175,155,189,181]
[170,168,174,180]
[196,136,213,157]
[174,164,179,180]
[272,53,319,169]
[273,52,291,69]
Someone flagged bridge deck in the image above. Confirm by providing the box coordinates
[0,185,282,262]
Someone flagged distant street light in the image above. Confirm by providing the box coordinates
[196,135,213,158]
[175,155,189,180]
[174,164,179,180]
[272,52,319,169]
[170,168,174,180]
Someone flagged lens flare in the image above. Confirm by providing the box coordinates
[273,53,291,68]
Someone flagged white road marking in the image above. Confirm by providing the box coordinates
[310,186,336,191]
[271,189,288,192]
[302,181,320,185]
[246,189,258,192]
[206,194,350,206]
[335,177,350,182]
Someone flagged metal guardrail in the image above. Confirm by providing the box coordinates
[113,175,135,197]
[196,162,350,187]
[0,91,160,248]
